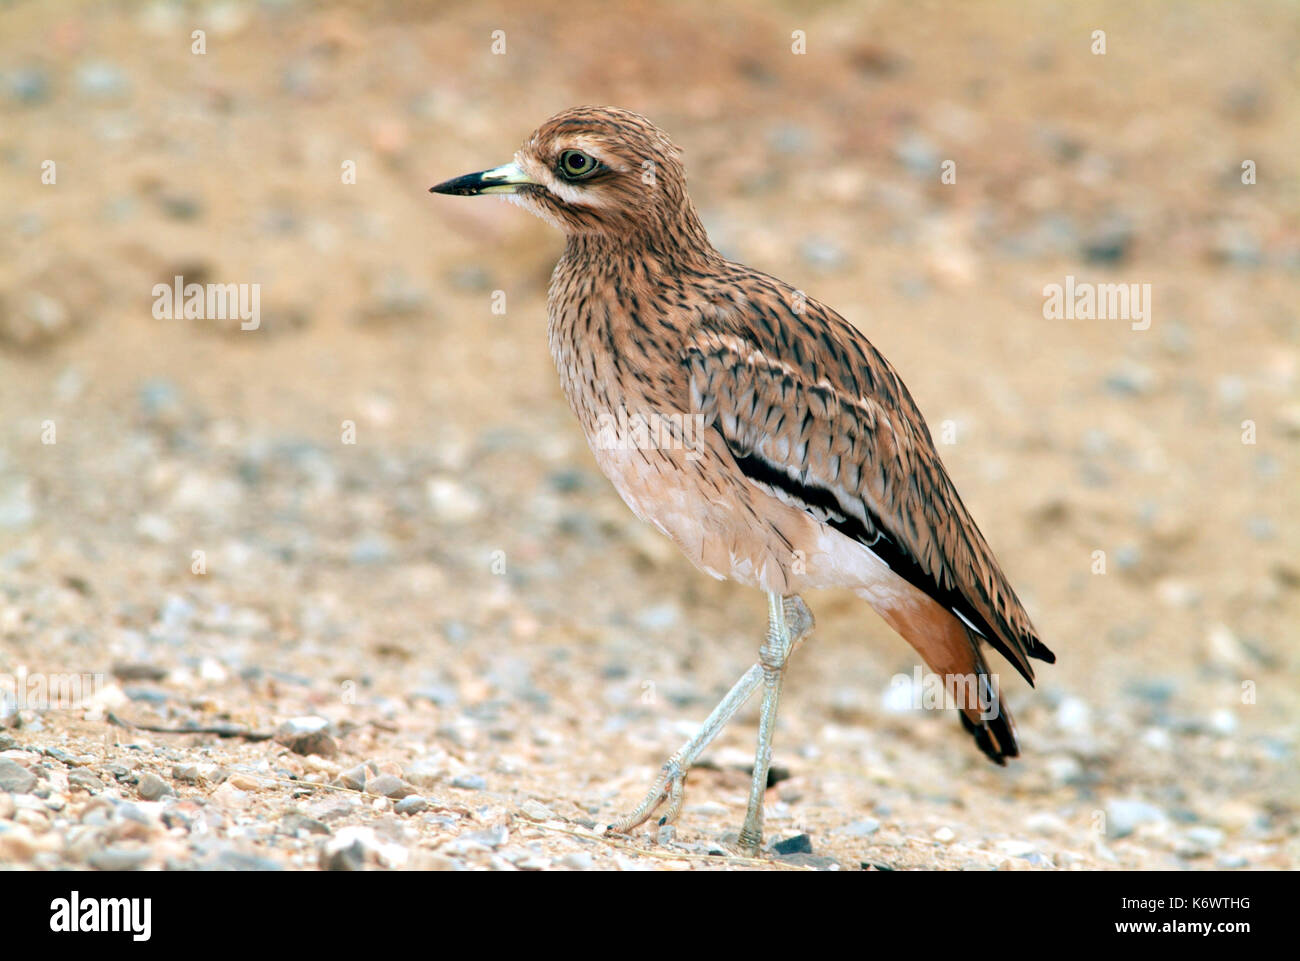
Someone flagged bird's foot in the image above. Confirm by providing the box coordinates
[782,594,814,648]
[605,759,687,841]
[736,827,763,858]
[604,595,813,850]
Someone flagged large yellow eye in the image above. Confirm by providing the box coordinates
[558,149,598,179]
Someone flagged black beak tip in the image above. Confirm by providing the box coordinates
[429,173,483,196]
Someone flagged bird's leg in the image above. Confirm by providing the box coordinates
[606,595,813,840]
[606,663,763,838]
[736,591,791,856]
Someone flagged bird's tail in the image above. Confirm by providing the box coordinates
[955,641,1019,765]
[863,589,1021,765]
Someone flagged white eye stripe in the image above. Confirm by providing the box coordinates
[544,177,601,207]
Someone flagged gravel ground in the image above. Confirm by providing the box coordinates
[0,0,1297,871]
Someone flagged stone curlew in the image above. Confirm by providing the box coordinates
[431,106,1055,856]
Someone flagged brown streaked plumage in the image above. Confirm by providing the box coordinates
[431,106,1055,854]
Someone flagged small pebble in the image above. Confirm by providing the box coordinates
[403,757,448,787]
[76,62,130,99]
[0,823,39,860]
[995,839,1038,857]
[281,813,331,836]
[1054,697,1091,733]
[519,799,555,821]
[137,772,174,801]
[338,764,368,792]
[0,759,37,794]
[215,850,283,871]
[1105,799,1167,839]
[774,833,814,855]
[211,782,251,810]
[7,67,50,105]
[88,846,151,871]
[1177,827,1225,857]
[394,796,430,815]
[320,826,408,870]
[366,774,415,799]
[275,717,339,758]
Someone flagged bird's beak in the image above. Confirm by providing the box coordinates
[429,161,534,196]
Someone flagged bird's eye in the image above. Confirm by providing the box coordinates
[558,149,598,179]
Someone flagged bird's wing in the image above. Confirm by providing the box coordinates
[683,276,1054,684]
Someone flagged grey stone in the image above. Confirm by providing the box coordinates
[281,813,331,836]
[8,67,50,105]
[159,192,203,221]
[137,772,173,801]
[447,264,494,292]
[635,603,680,632]
[1220,83,1267,121]
[275,717,338,758]
[320,840,365,871]
[773,833,813,855]
[767,123,813,155]
[338,764,367,792]
[0,759,37,794]
[1178,826,1225,857]
[1081,214,1134,264]
[519,799,555,822]
[403,758,447,787]
[68,769,105,794]
[893,130,940,177]
[394,796,430,815]
[775,852,839,870]
[88,846,151,870]
[463,825,508,849]
[348,536,395,565]
[1105,799,1166,839]
[412,685,458,707]
[366,774,415,799]
[0,478,36,531]
[1104,363,1154,397]
[1211,222,1264,268]
[112,662,168,681]
[76,62,130,99]
[215,850,283,871]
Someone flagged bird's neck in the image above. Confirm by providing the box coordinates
[560,201,719,276]
[547,204,716,422]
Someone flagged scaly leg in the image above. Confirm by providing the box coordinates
[736,591,790,855]
[606,595,813,841]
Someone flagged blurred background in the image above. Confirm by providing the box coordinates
[0,0,1296,871]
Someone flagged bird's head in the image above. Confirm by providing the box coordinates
[431,106,708,249]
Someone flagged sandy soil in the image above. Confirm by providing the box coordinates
[0,0,1296,871]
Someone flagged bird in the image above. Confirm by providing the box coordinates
[430,106,1055,856]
